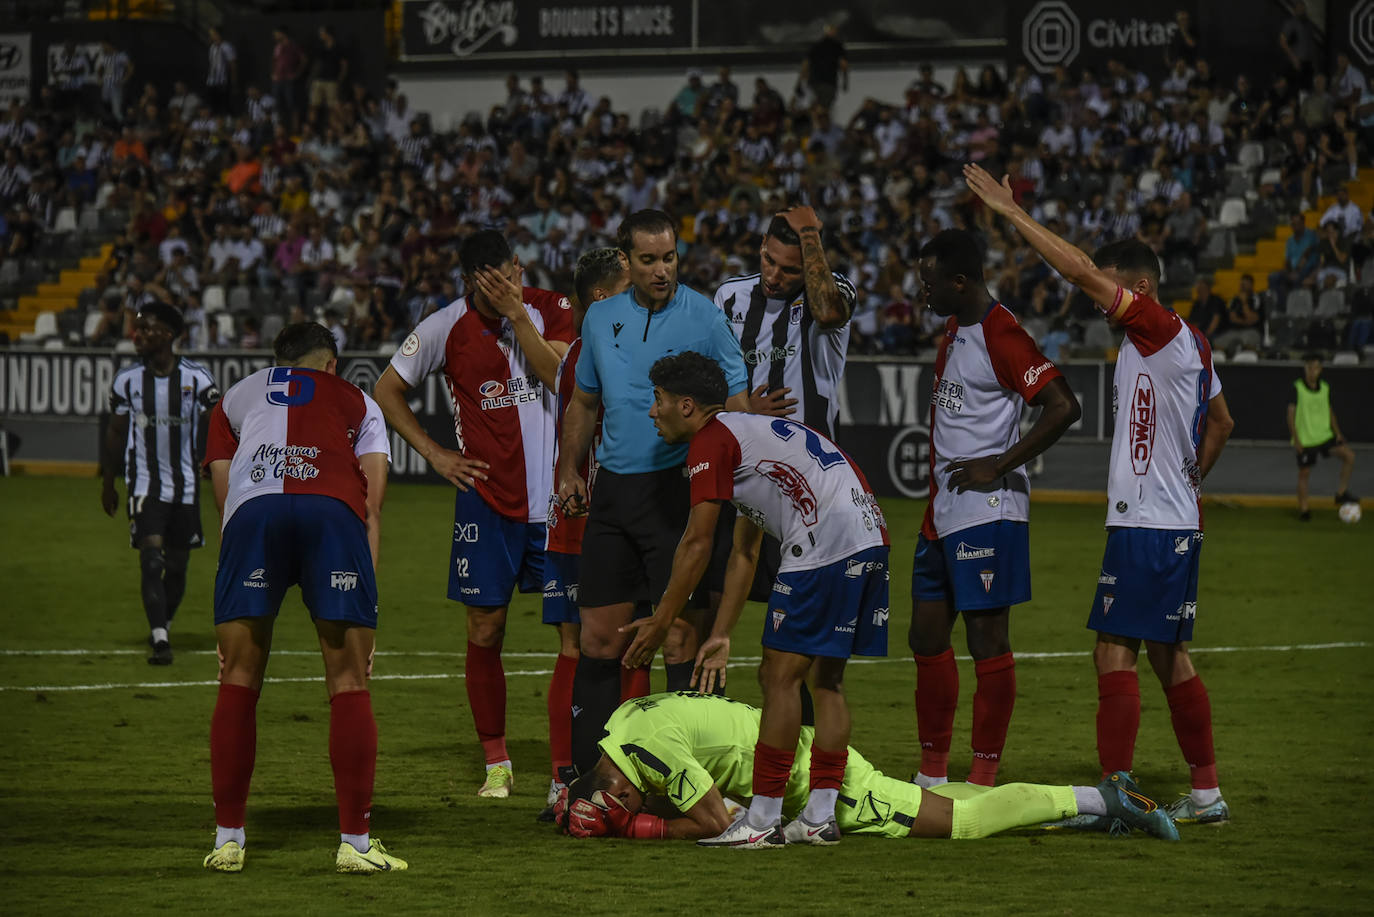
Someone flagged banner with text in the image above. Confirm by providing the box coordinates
[0,33,31,105]
[1006,0,1191,81]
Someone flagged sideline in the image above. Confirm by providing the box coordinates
[2,641,1366,692]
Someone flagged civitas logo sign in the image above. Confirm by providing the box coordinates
[0,42,22,71]
[1022,0,1081,73]
[419,0,518,56]
[1352,0,1374,66]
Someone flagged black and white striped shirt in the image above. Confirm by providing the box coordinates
[246,93,276,124]
[0,161,31,202]
[109,359,220,505]
[250,211,285,241]
[398,133,432,167]
[714,271,855,438]
[558,87,592,118]
[101,50,131,92]
[207,40,236,87]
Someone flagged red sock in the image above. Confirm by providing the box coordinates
[1166,675,1218,790]
[547,653,577,779]
[621,664,651,702]
[329,690,377,835]
[752,741,796,798]
[210,683,259,828]
[914,649,959,778]
[1097,670,1141,777]
[466,641,508,764]
[968,652,1016,786]
[809,747,847,791]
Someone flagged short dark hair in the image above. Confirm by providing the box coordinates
[138,301,185,336]
[1092,239,1161,286]
[274,321,337,363]
[919,229,985,282]
[617,209,677,256]
[649,351,727,407]
[765,216,800,246]
[459,229,513,275]
[574,247,625,307]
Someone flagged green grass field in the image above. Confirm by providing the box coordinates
[1,476,1371,915]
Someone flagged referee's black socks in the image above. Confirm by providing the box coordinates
[571,656,620,775]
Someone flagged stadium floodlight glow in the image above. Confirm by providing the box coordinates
[1023,0,1081,74]
[1352,0,1374,67]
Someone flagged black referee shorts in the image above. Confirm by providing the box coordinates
[579,466,693,609]
[128,495,204,550]
[699,502,781,605]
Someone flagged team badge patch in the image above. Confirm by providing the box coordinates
[979,570,995,593]
[1102,594,1115,615]
[771,610,785,631]
[400,332,421,356]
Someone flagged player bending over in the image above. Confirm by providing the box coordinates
[619,351,889,847]
[203,323,405,873]
[556,692,1178,843]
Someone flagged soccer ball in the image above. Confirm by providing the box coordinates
[1338,502,1362,524]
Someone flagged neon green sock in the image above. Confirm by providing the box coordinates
[950,784,1078,839]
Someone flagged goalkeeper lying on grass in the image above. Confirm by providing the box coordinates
[555,692,1178,844]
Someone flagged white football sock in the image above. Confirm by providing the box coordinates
[1072,786,1107,816]
[215,826,245,849]
[486,760,512,772]
[1190,786,1222,806]
[151,627,169,644]
[746,794,783,828]
[801,788,839,824]
[341,832,370,854]
[914,771,948,788]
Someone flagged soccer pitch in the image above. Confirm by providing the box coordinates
[1,476,1370,915]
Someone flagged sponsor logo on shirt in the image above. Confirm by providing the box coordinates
[755,459,818,525]
[543,579,562,599]
[772,581,793,596]
[931,378,964,413]
[845,559,883,578]
[1130,373,1155,475]
[480,374,542,410]
[744,343,797,365]
[835,615,858,635]
[872,607,889,626]
[330,570,358,591]
[461,586,482,596]
[687,461,710,477]
[454,523,480,542]
[1173,536,1190,555]
[955,542,996,561]
[1023,361,1054,386]
[250,442,321,481]
[729,311,745,324]
[1098,571,1118,585]
[558,296,571,310]
[243,568,269,589]
[1166,601,1197,622]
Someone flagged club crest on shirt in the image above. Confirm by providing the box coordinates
[979,570,995,593]
[790,302,803,324]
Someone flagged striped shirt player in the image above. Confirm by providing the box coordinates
[109,356,220,545]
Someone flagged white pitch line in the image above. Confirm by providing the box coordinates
[0,641,1367,693]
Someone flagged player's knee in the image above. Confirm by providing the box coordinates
[139,545,165,578]
[163,550,189,576]
[465,608,506,646]
[579,622,624,658]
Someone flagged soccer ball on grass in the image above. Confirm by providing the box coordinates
[1338,501,1362,524]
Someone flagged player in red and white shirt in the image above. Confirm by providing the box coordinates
[966,163,1236,827]
[372,230,573,799]
[539,247,633,816]
[910,230,1081,790]
[202,323,405,874]
[620,351,889,848]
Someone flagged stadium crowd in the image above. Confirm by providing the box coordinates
[2,23,1373,357]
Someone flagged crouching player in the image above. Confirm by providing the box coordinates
[619,351,889,847]
[557,692,1179,843]
[202,323,406,874]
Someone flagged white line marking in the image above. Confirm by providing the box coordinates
[0,642,1366,693]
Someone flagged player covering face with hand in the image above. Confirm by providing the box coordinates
[555,692,1179,843]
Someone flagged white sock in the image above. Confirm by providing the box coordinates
[801,788,839,824]
[1190,786,1222,806]
[151,627,169,644]
[1072,786,1107,816]
[341,832,370,854]
[746,794,783,829]
[914,771,948,788]
[486,760,512,772]
[215,826,245,849]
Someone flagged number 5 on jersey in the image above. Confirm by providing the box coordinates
[265,367,316,406]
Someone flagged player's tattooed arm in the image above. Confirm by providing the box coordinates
[782,206,849,328]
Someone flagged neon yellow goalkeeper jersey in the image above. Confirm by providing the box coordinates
[599,691,817,814]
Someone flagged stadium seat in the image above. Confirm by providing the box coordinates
[115,338,136,353]
[43,337,65,350]
[1218,198,1248,227]
[1236,141,1265,172]
[1231,349,1259,363]
[28,311,58,340]
[202,285,226,313]
[228,286,253,313]
[1137,169,1161,197]
[215,312,237,341]
[1316,289,1347,317]
[53,208,78,235]
[81,310,103,340]
[377,340,398,356]
[1257,167,1283,188]
[1285,289,1314,318]
[1331,351,1360,365]
[258,312,284,343]
[1203,229,1235,261]
[77,208,100,235]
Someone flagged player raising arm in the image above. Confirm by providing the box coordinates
[555,692,1178,843]
[964,162,1236,827]
[203,323,404,874]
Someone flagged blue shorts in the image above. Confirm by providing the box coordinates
[542,550,581,625]
[449,486,545,607]
[214,493,378,627]
[764,546,890,659]
[912,520,1031,611]
[1088,527,1202,643]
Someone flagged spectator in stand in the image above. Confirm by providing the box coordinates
[881,284,917,354]
[1315,221,1352,287]
[309,26,347,120]
[673,70,705,119]
[98,41,134,124]
[1321,187,1364,240]
[1332,53,1369,108]
[1280,1,1321,91]
[1215,273,1262,355]
[205,26,238,114]
[801,24,848,111]
[1161,191,1206,267]
[1188,277,1226,344]
[272,29,307,131]
[1270,214,1320,302]
[1165,10,1198,68]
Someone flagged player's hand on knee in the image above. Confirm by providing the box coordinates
[693,635,730,693]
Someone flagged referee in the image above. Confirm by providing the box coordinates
[557,209,749,773]
[101,303,220,664]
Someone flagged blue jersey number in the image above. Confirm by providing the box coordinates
[265,366,316,406]
[769,418,845,469]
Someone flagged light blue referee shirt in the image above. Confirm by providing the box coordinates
[576,282,747,474]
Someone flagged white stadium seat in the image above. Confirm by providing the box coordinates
[1217,198,1248,227]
